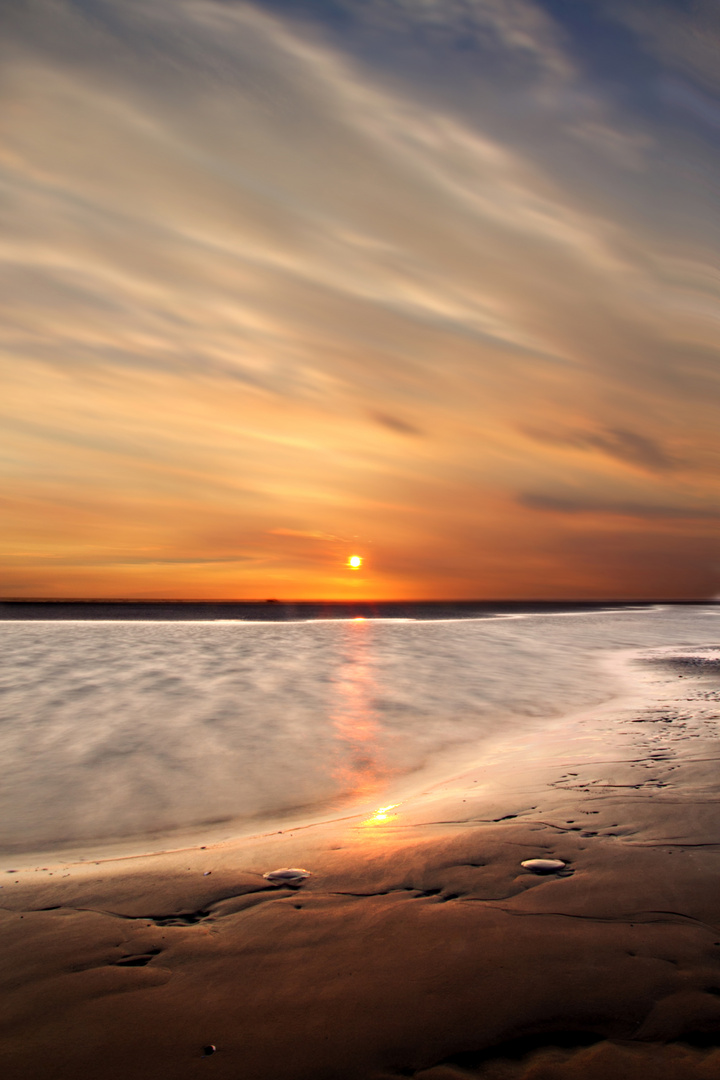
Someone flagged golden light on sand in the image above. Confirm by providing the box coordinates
[348,555,362,569]
[362,803,399,826]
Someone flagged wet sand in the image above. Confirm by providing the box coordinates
[3,649,720,1079]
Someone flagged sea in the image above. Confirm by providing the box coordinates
[1,601,718,857]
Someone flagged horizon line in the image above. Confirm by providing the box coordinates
[1,597,715,605]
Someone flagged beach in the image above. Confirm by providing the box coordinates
[4,0,718,1070]
[2,608,720,1078]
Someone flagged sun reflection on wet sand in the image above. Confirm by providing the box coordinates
[330,620,391,808]
[361,803,400,827]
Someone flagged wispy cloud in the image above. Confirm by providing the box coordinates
[603,0,720,94]
[1,0,718,598]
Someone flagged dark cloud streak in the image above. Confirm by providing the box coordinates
[370,411,424,436]
[523,424,679,473]
[518,493,720,520]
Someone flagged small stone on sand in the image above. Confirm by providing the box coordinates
[520,858,566,874]
[263,867,311,885]
[201,1044,216,1056]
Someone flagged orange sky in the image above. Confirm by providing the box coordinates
[2,0,719,600]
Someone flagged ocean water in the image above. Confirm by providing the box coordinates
[1,605,718,855]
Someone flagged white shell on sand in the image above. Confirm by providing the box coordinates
[520,858,566,873]
[263,867,311,885]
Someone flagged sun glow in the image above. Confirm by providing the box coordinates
[348,555,362,568]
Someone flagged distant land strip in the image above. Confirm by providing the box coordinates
[0,600,712,621]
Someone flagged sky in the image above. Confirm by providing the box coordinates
[2,0,719,600]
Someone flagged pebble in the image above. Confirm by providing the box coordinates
[202,1045,216,1057]
[520,858,567,874]
[263,867,311,885]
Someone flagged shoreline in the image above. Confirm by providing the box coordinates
[3,645,720,1078]
[0,643,637,872]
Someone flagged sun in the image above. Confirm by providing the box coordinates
[347,554,362,569]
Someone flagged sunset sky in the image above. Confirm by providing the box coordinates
[2,0,719,600]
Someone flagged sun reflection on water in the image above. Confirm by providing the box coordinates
[330,620,391,806]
